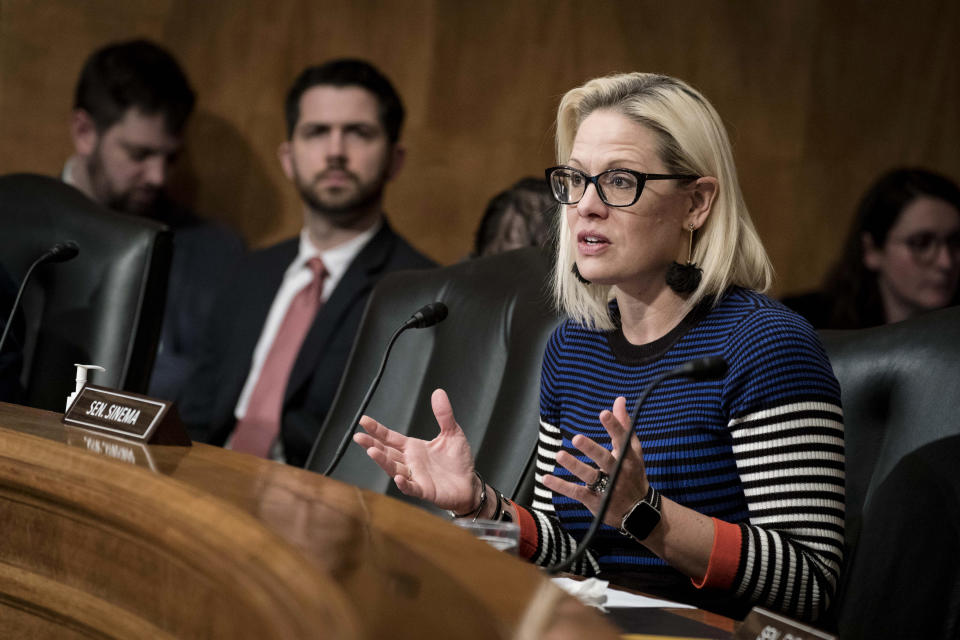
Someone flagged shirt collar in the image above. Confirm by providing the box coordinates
[62,156,77,185]
[291,220,382,281]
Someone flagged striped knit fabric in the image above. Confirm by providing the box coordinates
[522,287,844,621]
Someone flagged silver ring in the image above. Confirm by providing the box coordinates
[587,471,609,495]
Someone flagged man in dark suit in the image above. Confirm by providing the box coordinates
[63,40,244,402]
[181,59,435,467]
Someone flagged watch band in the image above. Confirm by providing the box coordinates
[619,485,662,542]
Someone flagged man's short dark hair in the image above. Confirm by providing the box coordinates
[74,39,196,134]
[284,59,405,143]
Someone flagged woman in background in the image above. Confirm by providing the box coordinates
[472,177,555,257]
[784,168,960,328]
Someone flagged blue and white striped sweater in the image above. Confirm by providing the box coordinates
[529,287,844,621]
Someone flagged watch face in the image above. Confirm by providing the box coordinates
[624,500,661,541]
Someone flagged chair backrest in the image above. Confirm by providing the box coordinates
[819,305,960,629]
[307,247,564,503]
[0,173,171,411]
[819,305,960,545]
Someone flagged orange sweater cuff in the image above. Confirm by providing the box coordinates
[691,518,741,590]
[512,502,539,560]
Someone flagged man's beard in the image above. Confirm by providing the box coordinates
[293,165,387,223]
[85,148,159,215]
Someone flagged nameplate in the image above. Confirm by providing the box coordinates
[736,607,836,640]
[63,384,191,446]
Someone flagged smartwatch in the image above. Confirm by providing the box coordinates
[619,485,662,542]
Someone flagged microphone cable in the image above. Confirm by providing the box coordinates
[308,301,449,475]
[0,242,80,356]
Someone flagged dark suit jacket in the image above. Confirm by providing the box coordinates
[146,197,245,402]
[180,219,435,467]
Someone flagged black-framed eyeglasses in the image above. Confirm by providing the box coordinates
[892,231,960,265]
[544,166,700,208]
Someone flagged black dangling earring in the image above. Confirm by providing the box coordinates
[572,263,591,284]
[666,223,702,294]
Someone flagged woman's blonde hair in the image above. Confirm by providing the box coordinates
[552,72,773,330]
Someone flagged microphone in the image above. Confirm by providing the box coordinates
[547,355,728,574]
[307,301,450,475]
[0,242,80,357]
[402,301,448,329]
[41,242,80,265]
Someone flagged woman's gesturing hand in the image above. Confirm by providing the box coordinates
[542,396,649,528]
[352,388,480,513]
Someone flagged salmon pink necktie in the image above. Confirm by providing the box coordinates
[230,257,326,457]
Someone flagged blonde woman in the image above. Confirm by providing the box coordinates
[354,72,844,623]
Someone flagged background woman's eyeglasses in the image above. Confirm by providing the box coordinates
[892,231,960,265]
[545,166,699,208]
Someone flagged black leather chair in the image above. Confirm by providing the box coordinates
[306,247,563,505]
[819,305,960,634]
[819,306,960,548]
[0,173,171,411]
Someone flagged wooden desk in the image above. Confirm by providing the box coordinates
[0,402,621,638]
[0,402,730,639]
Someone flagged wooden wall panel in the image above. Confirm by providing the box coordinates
[1,0,958,294]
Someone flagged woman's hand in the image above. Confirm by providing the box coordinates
[542,396,649,528]
[352,388,480,513]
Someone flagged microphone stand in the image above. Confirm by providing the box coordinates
[307,302,448,475]
[0,243,80,356]
[546,357,727,574]
[318,322,410,476]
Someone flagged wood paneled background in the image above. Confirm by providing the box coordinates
[1,0,958,295]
